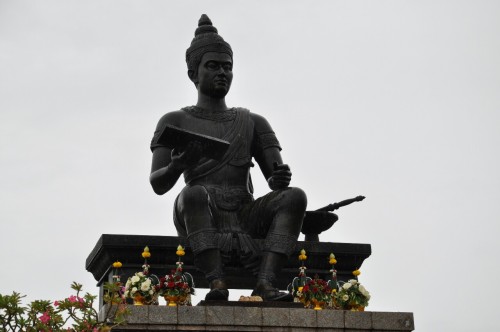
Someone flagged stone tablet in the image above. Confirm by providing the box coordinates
[156,124,230,161]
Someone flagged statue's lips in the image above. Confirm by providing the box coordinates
[214,79,228,86]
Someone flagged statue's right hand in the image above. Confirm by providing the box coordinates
[267,163,292,190]
[170,141,203,171]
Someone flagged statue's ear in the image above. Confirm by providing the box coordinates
[188,70,198,85]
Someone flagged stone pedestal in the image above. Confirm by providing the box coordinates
[89,235,414,331]
[100,304,414,331]
[86,234,371,307]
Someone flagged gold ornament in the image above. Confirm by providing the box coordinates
[142,246,151,258]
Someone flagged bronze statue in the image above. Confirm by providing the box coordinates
[149,14,307,301]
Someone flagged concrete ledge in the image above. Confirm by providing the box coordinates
[103,305,414,331]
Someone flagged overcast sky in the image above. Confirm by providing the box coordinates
[1,1,499,331]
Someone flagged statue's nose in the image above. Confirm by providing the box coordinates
[216,68,226,76]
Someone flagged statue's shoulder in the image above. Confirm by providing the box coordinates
[244,109,273,131]
[233,107,267,124]
[155,108,191,127]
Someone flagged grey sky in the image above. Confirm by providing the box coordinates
[1,1,499,331]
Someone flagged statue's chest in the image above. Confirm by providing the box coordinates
[179,116,231,138]
[179,109,255,166]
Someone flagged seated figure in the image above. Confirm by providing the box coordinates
[149,14,307,301]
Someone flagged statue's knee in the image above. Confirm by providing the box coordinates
[271,187,306,234]
[285,187,307,210]
[178,185,210,211]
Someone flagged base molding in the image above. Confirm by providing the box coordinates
[101,305,414,331]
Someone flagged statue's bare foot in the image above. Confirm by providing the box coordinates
[205,279,229,301]
[251,280,293,302]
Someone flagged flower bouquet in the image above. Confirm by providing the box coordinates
[123,246,159,305]
[156,245,194,306]
[332,279,370,311]
[157,270,193,306]
[124,272,158,305]
[300,276,332,310]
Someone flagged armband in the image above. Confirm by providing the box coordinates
[256,131,281,151]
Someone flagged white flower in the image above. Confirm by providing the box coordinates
[131,276,140,284]
[359,285,368,296]
[348,279,358,285]
[143,278,151,286]
[141,282,150,292]
[137,272,144,277]
[131,287,138,295]
[149,290,154,295]
[342,294,349,301]
[342,283,352,290]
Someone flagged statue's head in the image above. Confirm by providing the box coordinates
[186,15,233,96]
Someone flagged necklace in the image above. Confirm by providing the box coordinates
[183,106,236,122]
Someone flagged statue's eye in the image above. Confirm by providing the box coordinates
[222,63,232,71]
[206,62,219,70]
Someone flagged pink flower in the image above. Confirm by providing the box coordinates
[68,295,77,303]
[39,311,50,324]
[78,296,84,303]
[54,301,60,306]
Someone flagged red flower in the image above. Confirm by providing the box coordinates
[39,311,50,324]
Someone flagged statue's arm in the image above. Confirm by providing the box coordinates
[149,112,202,195]
[149,147,182,195]
[150,141,204,195]
[251,113,291,190]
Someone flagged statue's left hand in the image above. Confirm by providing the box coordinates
[268,163,292,190]
[170,141,203,171]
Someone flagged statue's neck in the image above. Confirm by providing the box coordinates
[196,93,229,112]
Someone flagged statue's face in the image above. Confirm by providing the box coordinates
[195,52,233,99]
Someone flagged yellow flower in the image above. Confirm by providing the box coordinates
[331,289,337,294]
[298,286,303,292]
[352,269,361,276]
[298,249,307,261]
[176,244,185,256]
[112,261,122,268]
[142,246,151,258]
[329,253,337,265]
